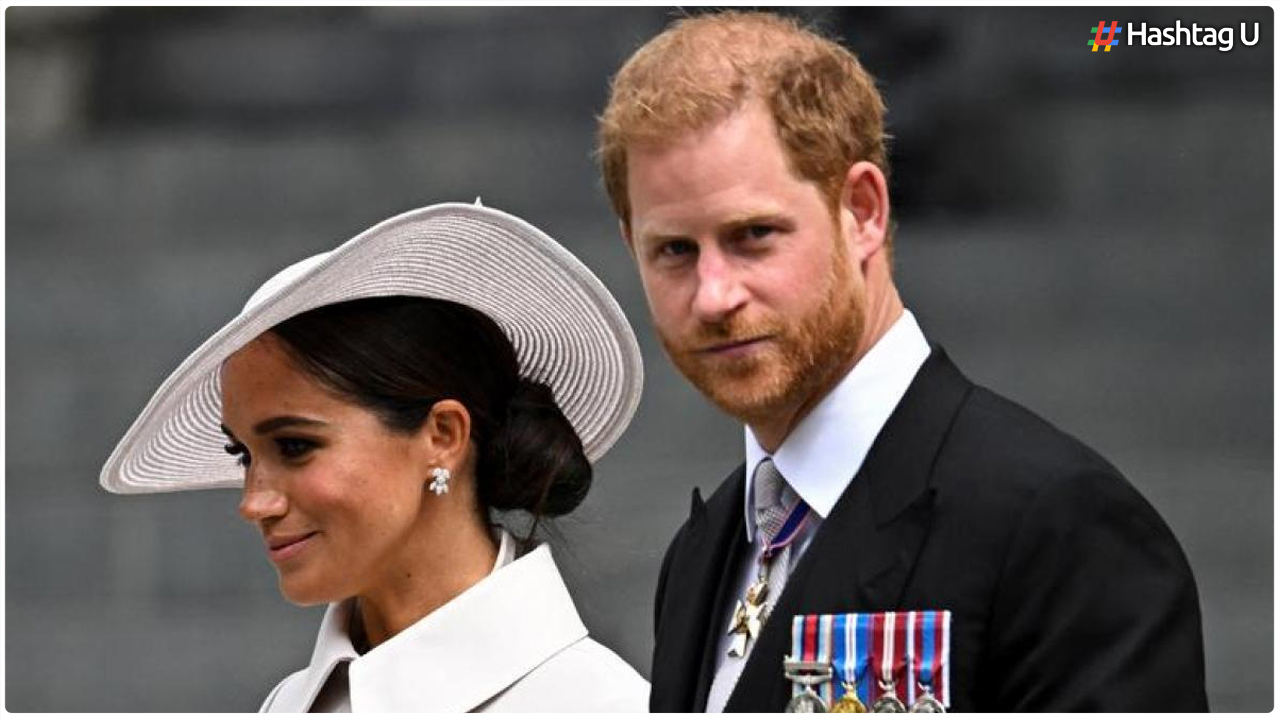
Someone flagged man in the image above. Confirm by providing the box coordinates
[596,11,1207,713]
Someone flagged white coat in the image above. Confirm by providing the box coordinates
[259,530,649,712]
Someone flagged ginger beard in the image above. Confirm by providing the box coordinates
[657,233,866,428]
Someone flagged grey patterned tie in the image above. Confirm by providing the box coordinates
[754,458,798,602]
[706,458,801,709]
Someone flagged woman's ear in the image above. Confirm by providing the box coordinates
[421,399,472,469]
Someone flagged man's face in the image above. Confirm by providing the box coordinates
[624,101,866,427]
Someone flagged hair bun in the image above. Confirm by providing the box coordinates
[476,377,592,518]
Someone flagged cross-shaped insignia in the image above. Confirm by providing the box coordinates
[726,579,770,657]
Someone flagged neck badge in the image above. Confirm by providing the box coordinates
[726,500,811,658]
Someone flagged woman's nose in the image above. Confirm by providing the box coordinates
[238,475,288,523]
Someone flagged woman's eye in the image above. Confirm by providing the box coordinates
[223,442,251,468]
[275,437,317,460]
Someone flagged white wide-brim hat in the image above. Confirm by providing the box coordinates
[100,202,644,494]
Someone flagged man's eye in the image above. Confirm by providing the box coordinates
[276,438,317,460]
[745,225,773,240]
[657,240,696,258]
[223,442,251,468]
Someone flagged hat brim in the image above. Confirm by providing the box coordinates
[100,203,643,494]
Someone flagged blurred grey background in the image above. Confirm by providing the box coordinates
[6,6,1272,712]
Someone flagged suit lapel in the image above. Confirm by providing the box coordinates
[726,348,972,711]
[652,466,750,711]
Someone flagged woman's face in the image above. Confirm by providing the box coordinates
[220,333,433,605]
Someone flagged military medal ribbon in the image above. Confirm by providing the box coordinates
[908,611,950,711]
[761,500,811,561]
[787,611,951,712]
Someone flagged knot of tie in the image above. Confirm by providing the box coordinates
[753,458,796,542]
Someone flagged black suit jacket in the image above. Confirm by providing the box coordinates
[650,348,1208,712]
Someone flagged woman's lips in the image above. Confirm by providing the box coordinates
[266,532,317,563]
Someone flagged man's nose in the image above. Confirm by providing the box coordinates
[691,250,748,323]
[238,470,287,523]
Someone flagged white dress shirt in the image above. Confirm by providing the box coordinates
[705,309,931,712]
[259,528,649,712]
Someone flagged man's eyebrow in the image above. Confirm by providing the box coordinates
[220,416,329,439]
[719,212,790,230]
[637,212,791,246]
[635,229,690,247]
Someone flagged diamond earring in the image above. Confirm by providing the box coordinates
[428,467,450,496]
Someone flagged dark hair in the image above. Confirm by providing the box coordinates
[267,296,592,523]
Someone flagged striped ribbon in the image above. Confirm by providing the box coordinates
[761,500,811,562]
[789,611,951,709]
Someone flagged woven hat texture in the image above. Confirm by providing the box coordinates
[100,203,643,494]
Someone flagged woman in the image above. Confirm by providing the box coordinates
[100,203,648,712]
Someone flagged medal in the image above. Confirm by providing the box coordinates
[831,614,868,713]
[728,500,811,658]
[908,687,945,713]
[788,612,865,710]
[871,679,907,713]
[727,579,769,657]
[830,682,868,713]
[786,687,828,713]
[867,612,907,713]
[784,658,833,713]
[907,611,950,712]
[872,696,907,712]
[789,611,951,714]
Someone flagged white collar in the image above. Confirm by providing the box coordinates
[744,309,931,542]
[288,529,587,712]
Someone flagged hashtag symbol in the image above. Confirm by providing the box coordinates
[1089,21,1122,52]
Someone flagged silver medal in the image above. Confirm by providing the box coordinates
[786,687,829,713]
[784,658,834,713]
[908,686,945,713]
[871,678,907,713]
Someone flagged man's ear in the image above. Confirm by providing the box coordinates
[620,218,636,257]
[838,161,890,263]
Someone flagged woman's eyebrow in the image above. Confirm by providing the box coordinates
[252,416,328,435]
[219,416,328,439]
